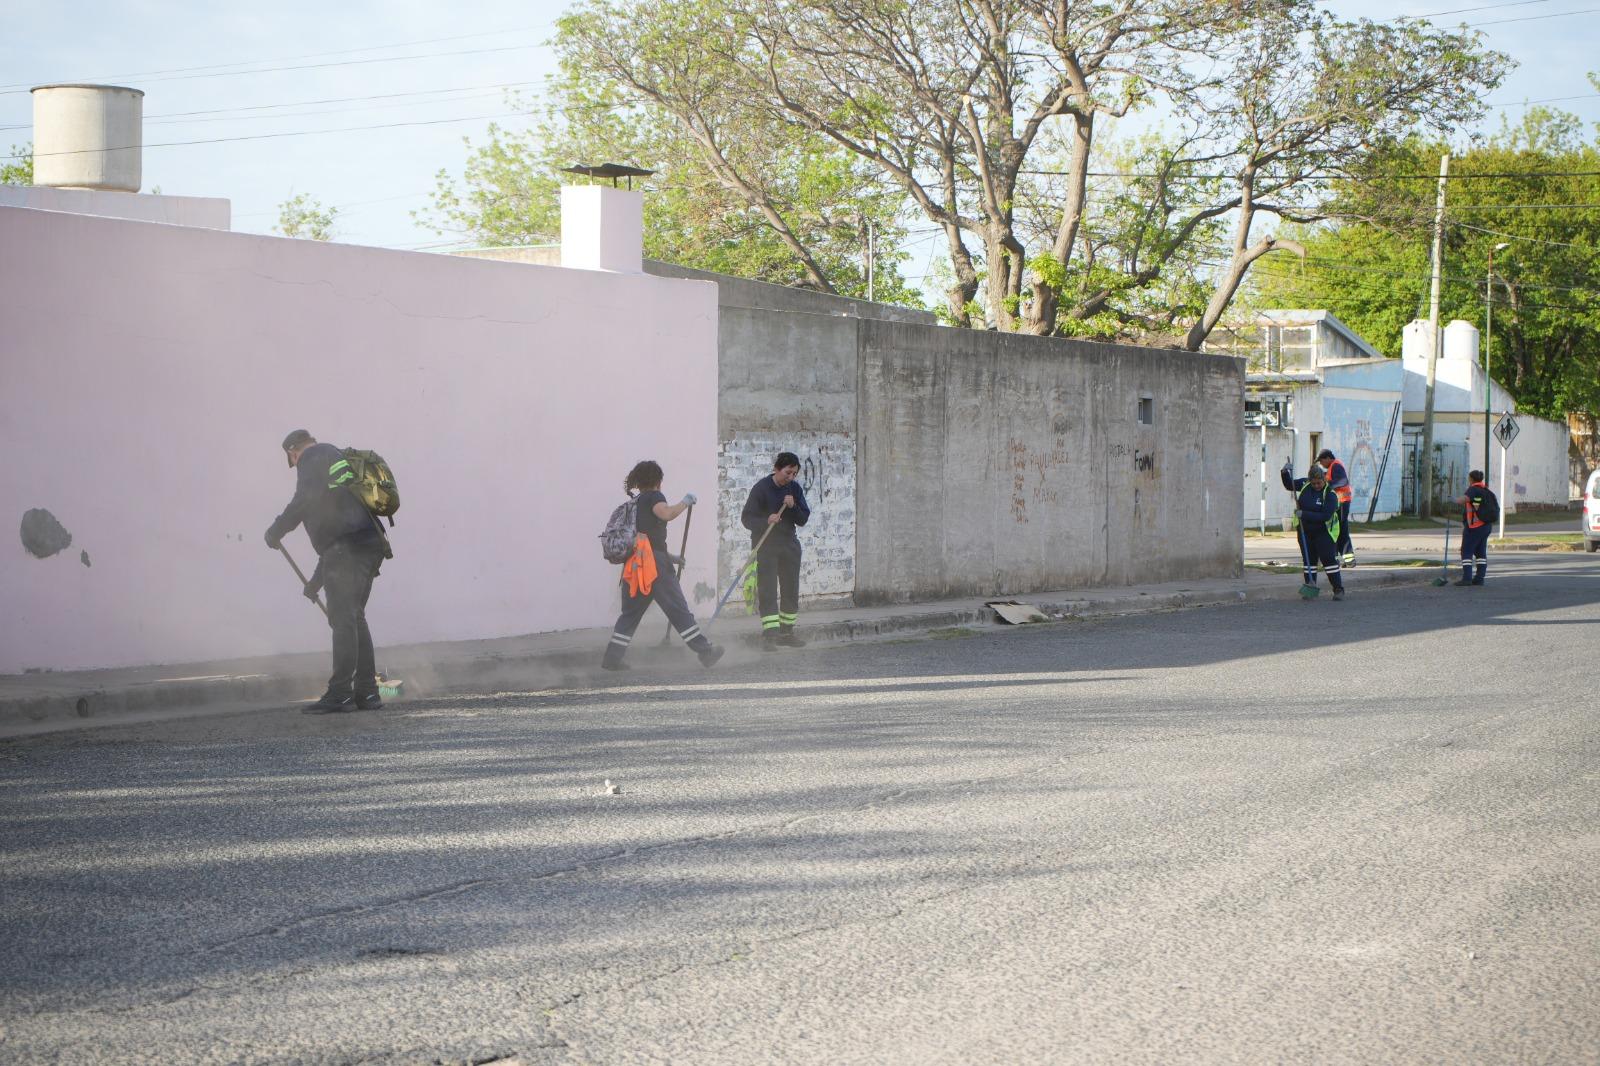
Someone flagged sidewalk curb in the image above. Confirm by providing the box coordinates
[0,570,1437,736]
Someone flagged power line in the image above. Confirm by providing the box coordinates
[1414,0,1555,16]
[0,43,546,97]
[0,28,543,92]
[1450,220,1592,249]
[1467,5,1600,24]
[3,111,530,161]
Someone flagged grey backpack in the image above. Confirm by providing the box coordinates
[599,497,639,563]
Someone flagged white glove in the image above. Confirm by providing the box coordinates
[680,493,698,507]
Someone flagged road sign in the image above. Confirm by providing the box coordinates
[1494,413,1520,450]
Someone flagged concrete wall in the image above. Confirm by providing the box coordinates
[1464,413,1573,508]
[0,184,231,229]
[675,262,933,604]
[857,324,1243,601]
[0,206,718,673]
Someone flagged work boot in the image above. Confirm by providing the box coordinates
[763,630,781,653]
[1331,588,1345,601]
[774,627,807,648]
[355,693,384,711]
[699,644,725,668]
[1453,577,1475,586]
[600,656,630,672]
[303,694,357,715]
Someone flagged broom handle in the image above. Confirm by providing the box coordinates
[711,500,789,621]
[279,545,329,619]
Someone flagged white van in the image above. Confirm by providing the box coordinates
[1585,471,1600,552]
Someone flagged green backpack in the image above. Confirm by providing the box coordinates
[329,448,401,526]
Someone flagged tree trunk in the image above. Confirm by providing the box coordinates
[1023,111,1092,337]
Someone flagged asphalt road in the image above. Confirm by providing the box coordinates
[3,555,1598,1065]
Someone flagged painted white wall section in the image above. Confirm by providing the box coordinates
[560,185,643,273]
[0,206,717,673]
[717,434,856,603]
[0,184,231,229]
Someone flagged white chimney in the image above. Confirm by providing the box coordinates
[560,185,643,273]
[30,84,144,193]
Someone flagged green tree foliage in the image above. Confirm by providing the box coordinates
[2,143,33,185]
[421,68,919,305]
[275,193,338,241]
[1253,109,1600,420]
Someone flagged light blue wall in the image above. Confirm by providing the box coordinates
[1323,395,1403,519]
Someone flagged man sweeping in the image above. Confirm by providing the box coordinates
[1282,461,1346,601]
[741,452,811,649]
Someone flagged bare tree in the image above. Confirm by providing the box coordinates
[1177,13,1503,350]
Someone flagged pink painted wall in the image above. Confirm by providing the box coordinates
[0,206,719,672]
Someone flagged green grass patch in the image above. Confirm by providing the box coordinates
[1492,534,1584,549]
[928,626,980,639]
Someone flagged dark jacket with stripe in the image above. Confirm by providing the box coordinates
[741,475,811,546]
[1281,468,1340,531]
[267,442,381,555]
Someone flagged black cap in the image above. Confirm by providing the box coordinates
[281,429,314,466]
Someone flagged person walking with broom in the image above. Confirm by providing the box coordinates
[265,429,390,713]
[600,460,724,672]
[1281,460,1346,602]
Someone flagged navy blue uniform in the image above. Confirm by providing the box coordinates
[603,490,713,666]
[1460,483,1492,584]
[1281,467,1344,592]
[742,475,811,634]
[266,442,386,701]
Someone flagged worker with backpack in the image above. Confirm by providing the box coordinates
[598,460,724,672]
[1281,460,1347,601]
[265,429,398,714]
[1455,470,1499,586]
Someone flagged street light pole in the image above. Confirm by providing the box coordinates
[1484,242,1509,477]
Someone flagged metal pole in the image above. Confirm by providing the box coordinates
[867,220,875,303]
[1484,249,1493,478]
[1418,153,1450,520]
[1498,438,1509,540]
[1259,422,1267,533]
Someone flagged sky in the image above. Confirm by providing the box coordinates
[2,0,1597,253]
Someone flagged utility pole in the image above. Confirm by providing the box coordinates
[1418,153,1450,520]
[1484,242,1509,477]
[867,219,876,303]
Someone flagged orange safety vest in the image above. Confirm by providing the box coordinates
[1323,459,1353,504]
[1465,481,1488,529]
[622,535,658,597]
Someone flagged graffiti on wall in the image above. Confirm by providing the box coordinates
[1323,397,1401,517]
[717,433,855,598]
[1008,436,1068,523]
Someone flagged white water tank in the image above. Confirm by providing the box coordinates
[1443,319,1479,363]
[30,84,144,193]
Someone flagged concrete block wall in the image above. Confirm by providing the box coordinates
[855,323,1243,602]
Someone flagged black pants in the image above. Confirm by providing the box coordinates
[1336,500,1353,557]
[322,536,385,699]
[756,536,802,632]
[1460,524,1490,583]
[1297,523,1344,591]
[604,563,711,663]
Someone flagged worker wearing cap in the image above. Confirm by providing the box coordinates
[1318,448,1355,567]
[1282,461,1347,601]
[1455,469,1494,586]
[264,430,388,714]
